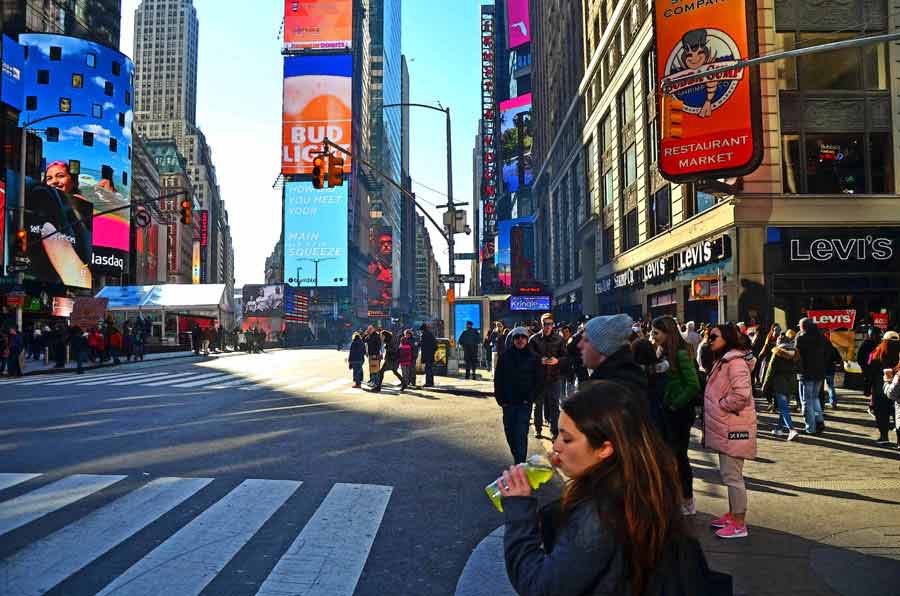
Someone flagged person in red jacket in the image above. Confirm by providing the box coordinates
[398,335,414,389]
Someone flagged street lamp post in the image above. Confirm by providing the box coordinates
[15,113,86,330]
[294,257,334,340]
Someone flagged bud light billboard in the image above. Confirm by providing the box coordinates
[282,181,348,287]
[282,54,352,176]
[20,34,134,277]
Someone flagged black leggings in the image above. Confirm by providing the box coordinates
[664,406,696,500]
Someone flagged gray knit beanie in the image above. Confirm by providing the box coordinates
[584,314,634,355]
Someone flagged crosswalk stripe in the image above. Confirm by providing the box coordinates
[308,378,351,393]
[12,372,125,385]
[55,372,152,386]
[0,474,126,537]
[208,377,260,389]
[256,483,392,596]
[170,373,238,388]
[0,473,41,492]
[140,371,224,386]
[95,479,301,596]
[107,372,173,386]
[278,377,325,391]
[0,477,212,596]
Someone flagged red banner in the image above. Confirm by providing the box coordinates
[872,313,889,331]
[808,309,856,331]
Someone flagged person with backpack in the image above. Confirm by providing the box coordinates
[651,316,702,517]
[371,330,406,392]
[761,331,800,441]
[496,381,728,596]
[704,323,757,539]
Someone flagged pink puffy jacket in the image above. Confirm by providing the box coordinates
[703,349,758,459]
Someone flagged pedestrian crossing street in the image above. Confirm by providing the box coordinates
[2,368,409,395]
[0,471,392,595]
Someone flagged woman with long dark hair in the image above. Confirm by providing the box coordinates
[867,333,900,445]
[652,316,702,516]
[704,323,757,539]
[496,381,690,595]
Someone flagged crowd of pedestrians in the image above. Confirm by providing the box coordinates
[345,323,438,393]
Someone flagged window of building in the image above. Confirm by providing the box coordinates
[643,48,659,167]
[104,81,114,96]
[118,112,125,127]
[621,209,638,252]
[72,73,83,88]
[59,97,71,112]
[781,132,893,194]
[618,78,637,189]
[112,61,121,76]
[26,96,37,111]
[109,138,118,152]
[122,171,128,186]
[602,225,614,264]
[776,33,889,91]
[83,132,94,146]
[46,127,59,142]
[86,52,97,68]
[49,46,62,61]
[37,69,49,84]
[91,103,102,118]
[648,186,671,238]
[125,91,132,106]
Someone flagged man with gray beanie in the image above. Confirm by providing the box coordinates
[579,314,648,397]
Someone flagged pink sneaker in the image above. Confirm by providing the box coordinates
[715,521,748,539]
[710,513,733,528]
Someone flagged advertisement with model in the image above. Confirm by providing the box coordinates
[282,54,352,175]
[499,93,534,193]
[284,0,352,51]
[243,284,285,318]
[19,33,135,276]
[282,182,348,287]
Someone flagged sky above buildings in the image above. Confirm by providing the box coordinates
[120,0,483,289]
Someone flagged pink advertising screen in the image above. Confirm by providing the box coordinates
[506,0,531,49]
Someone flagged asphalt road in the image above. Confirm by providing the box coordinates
[0,349,534,596]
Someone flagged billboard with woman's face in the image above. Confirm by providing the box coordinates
[20,33,134,277]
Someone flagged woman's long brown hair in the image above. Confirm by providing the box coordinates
[652,316,688,375]
[560,381,686,596]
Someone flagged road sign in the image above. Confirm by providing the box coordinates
[454,252,477,260]
[439,274,465,284]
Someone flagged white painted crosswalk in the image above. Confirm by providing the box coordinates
[2,368,410,396]
[0,471,393,596]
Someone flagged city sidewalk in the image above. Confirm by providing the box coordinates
[11,348,271,377]
[427,368,494,397]
[457,386,900,596]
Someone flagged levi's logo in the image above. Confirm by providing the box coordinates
[728,431,750,440]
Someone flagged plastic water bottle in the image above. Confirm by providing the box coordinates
[485,454,555,512]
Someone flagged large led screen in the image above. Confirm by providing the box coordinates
[506,0,532,49]
[499,93,534,193]
[367,226,392,318]
[454,303,482,343]
[282,54,352,176]
[20,34,134,276]
[284,0,352,51]
[2,35,25,111]
[243,284,285,317]
[496,215,536,289]
[282,182,348,287]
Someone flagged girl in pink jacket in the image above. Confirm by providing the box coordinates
[703,322,757,539]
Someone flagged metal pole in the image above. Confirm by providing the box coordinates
[16,126,27,331]
[444,107,456,350]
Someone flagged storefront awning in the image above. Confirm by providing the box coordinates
[96,284,229,312]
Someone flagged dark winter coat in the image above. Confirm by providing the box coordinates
[566,334,588,382]
[420,329,437,363]
[761,342,799,397]
[589,346,648,398]
[493,345,541,406]
[796,331,831,380]
[503,496,627,596]
[458,328,481,360]
[365,332,382,357]
[528,330,568,384]
[349,338,366,364]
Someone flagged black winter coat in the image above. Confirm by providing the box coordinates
[528,331,568,384]
[365,333,382,357]
[349,338,366,364]
[761,343,799,397]
[494,346,541,406]
[796,332,830,380]
[420,330,437,363]
[503,496,627,596]
[589,346,648,398]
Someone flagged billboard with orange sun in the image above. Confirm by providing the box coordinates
[654,0,762,182]
[284,0,352,51]
[281,54,352,176]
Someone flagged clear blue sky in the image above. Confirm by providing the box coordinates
[120,0,483,289]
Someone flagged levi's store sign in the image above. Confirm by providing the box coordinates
[654,0,763,182]
[807,310,856,331]
[767,228,899,273]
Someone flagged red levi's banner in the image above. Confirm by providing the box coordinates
[808,309,856,331]
[872,313,889,331]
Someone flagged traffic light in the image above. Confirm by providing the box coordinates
[15,229,27,255]
[327,153,345,187]
[691,276,718,300]
[661,94,684,140]
[312,155,326,189]
[179,199,192,225]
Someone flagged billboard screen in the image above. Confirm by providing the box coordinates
[22,184,93,288]
[499,93,534,193]
[243,284,285,317]
[654,0,762,181]
[496,216,535,289]
[0,181,5,270]
[509,295,551,312]
[506,0,532,49]
[282,54,352,176]
[283,181,348,287]
[453,303,482,342]
[191,240,201,284]
[2,35,25,111]
[367,226,392,318]
[20,34,134,276]
[284,0,352,51]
